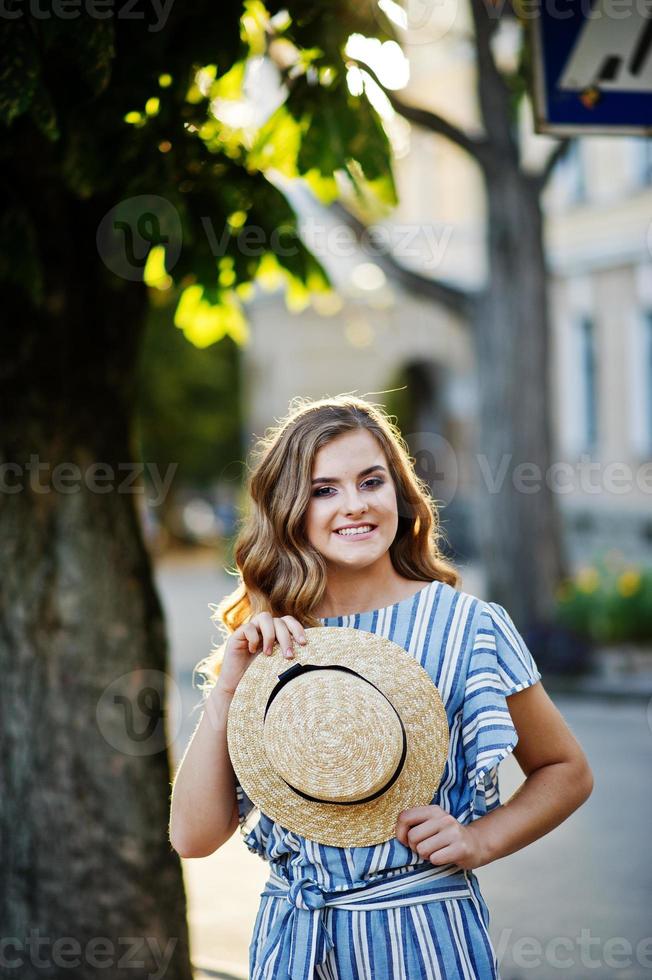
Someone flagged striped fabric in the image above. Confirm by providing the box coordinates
[234,580,542,979]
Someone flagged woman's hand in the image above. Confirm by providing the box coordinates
[215,612,308,696]
[395,804,486,871]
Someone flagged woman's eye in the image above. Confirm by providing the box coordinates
[312,478,383,497]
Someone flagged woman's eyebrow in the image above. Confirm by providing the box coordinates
[311,465,387,485]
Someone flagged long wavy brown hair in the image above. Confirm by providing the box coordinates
[194,394,460,693]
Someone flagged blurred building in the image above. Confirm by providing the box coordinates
[545,139,652,567]
[241,18,652,570]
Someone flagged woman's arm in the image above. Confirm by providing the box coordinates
[169,684,240,858]
[169,613,307,858]
[395,682,594,869]
[465,681,593,867]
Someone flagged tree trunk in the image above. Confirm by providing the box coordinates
[473,165,568,629]
[0,197,193,978]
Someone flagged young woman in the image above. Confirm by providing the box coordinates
[169,394,593,980]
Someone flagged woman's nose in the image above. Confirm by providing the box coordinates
[343,492,369,515]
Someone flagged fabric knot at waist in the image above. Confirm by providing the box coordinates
[286,876,326,911]
[253,862,473,980]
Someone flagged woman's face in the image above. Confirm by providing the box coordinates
[304,429,400,571]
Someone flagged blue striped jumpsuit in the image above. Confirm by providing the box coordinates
[234,580,542,979]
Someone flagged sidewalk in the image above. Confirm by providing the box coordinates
[544,670,652,701]
[194,962,247,980]
[193,963,247,980]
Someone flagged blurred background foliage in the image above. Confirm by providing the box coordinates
[1,0,399,551]
[555,554,652,644]
[0,0,396,343]
[135,303,243,499]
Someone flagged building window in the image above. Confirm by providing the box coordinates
[630,139,652,188]
[629,310,652,457]
[646,313,652,453]
[559,141,587,205]
[577,316,598,452]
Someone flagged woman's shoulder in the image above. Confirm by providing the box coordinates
[433,577,486,612]
[392,579,487,649]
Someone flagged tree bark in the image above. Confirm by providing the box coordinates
[0,197,193,979]
[473,164,568,627]
[466,0,568,628]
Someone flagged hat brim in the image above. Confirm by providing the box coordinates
[227,626,450,847]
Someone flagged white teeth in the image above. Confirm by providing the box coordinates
[336,525,374,537]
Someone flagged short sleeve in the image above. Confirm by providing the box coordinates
[235,778,256,828]
[461,601,542,821]
[234,779,268,859]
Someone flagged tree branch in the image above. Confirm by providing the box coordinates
[330,201,478,319]
[390,95,492,166]
[536,138,573,189]
[468,0,518,162]
[347,58,490,165]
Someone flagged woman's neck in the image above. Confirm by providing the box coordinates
[314,563,430,618]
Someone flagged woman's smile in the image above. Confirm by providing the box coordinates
[333,524,378,540]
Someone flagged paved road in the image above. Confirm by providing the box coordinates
[156,552,652,980]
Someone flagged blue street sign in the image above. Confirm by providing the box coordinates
[531,0,652,134]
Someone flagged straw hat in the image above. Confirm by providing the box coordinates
[227,626,450,847]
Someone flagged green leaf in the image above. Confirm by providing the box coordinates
[0,21,40,126]
[304,168,339,203]
[175,284,249,347]
[29,83,59,142]
[248,105,303,175]
[210,61,246,101]
[240,0,270,56]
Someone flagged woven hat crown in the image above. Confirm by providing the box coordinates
[264,663,406,803]
[227,626,450,847]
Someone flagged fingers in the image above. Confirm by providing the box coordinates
[427,844,460,866]
[250,612,276,655]
[241,622,263,655]
[405,819,446,848]
[411,826,456,860]
[273,618,296,659]
[280,616,308,647]
[395,806,438,841]
[250,613,308,659]
[395,805,447,846]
